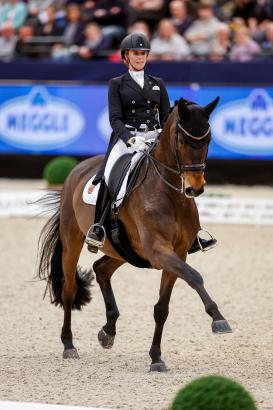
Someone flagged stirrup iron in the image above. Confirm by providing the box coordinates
[197,228,217,252]
[85,223,106,248]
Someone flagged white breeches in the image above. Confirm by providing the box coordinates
[104,130,159,186]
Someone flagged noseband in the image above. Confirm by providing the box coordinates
[147,120,210,194]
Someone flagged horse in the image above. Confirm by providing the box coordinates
[38,97,232,372]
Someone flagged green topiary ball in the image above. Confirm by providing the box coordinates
[43,156,78,185]
[171,375,257,410]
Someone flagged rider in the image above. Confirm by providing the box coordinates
[85,32,216,254]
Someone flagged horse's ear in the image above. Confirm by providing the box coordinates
[203,97,220,118]
[178,98,191,121]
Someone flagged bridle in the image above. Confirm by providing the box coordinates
[146,119,211,194]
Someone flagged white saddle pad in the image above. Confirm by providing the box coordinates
[82,175,100,205]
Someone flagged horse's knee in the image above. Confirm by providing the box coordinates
[154,302,169,326]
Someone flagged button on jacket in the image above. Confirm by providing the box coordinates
[93,71,170,185]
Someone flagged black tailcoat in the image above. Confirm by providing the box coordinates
[93,71,170,184]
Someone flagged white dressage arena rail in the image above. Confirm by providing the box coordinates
[0,190,273,225]
[0,402,113,410]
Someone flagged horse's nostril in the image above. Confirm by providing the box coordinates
[185,187,194,197]
[185,187,204,197]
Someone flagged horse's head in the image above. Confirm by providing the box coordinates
[174,97,219,198]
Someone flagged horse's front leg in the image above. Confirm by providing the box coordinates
[93,255,125,349]
[149,244,232,334]
[149,270,177,372]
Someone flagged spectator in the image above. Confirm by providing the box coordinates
[83,0,128,45]
[169,0,193,36]
[128,20,151,40]
[77,22,111,59]
[229,26,261,61]
[51,3,85,60]
[0,1,7,28]
[15,24,35,58]
[261,22,273,54]
[0,23,17,61]
[128,0,169,32]
[27,0,55,20]
[150,18,191,60]
[0,0,28,30]
[185,2,220,58]
[62,4,85,45]
[210,23,231,60]
[36,6,63,36]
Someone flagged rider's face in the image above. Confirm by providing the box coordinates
[127,50,148,71]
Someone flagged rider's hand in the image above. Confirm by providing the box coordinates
[127,136,149,152]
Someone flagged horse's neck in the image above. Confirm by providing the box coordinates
[153,115,178,170]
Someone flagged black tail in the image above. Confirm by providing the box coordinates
[37,191,93,310]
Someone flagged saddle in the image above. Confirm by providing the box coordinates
[99,152,151,268]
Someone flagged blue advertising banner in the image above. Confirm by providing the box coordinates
[0,83,272,159]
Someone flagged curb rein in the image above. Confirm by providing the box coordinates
[144,121,211,194]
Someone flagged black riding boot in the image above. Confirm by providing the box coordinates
[85,180,110,253]
[188,229,217,254]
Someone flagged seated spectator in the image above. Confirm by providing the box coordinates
[169,0,193,36]
[128,0,169,32]
[27,0,55,20]
[36,6,63,36]
[229,26,261,61]
[15,24,36,58]
[0,0,28,30]
[185,2,221,58]
[0,1,7,28]
[261,22,273,55]
[62,3,85,45]
[0,23,17,61]
[83,0,127,45]
[76,22,111,59]
[210,23,231,61]
[51,4,85,60]
[150,19,191,60]
[128,20,151,40]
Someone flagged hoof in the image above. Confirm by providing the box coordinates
[150,360,168,372]
[63,348,80,359]
[212,319,232,334]
[98,328,115,349]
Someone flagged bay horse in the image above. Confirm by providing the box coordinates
[38,97,232,372]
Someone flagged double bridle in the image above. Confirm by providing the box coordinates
[146,120,211,194]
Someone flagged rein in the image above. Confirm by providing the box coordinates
[145,120,210,194]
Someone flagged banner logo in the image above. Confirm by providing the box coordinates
[0,87,85,150]
[211,89,273,156]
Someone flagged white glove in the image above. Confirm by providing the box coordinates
[127,136,149,152]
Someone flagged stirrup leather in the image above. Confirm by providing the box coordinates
[85,224,106,248]
[197,228,217,252]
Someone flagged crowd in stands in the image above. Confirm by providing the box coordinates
[1,0,273,62]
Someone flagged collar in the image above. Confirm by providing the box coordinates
[129,69,144,77]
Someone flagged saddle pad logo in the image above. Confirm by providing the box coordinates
[210,89,273,156]
[0,86,85,150]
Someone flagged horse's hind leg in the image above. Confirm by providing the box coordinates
[149,270,177,372]
[61,229,84,359]
[93,255,124,349]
